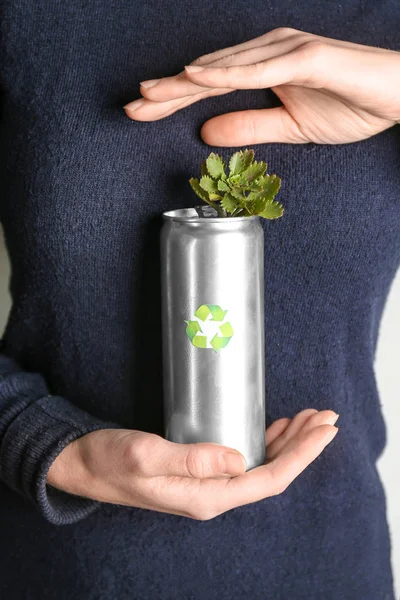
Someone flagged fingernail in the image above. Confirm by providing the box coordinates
[324,426,339,444]
[123,99,145,112]
[140,79,160,89]
[222,451,247,475]
[185,65,205,73]
[326,413,339,425]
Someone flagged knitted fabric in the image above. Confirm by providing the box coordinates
[0,1,399,598]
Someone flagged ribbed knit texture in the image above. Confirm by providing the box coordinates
[0,1,399,598]
[0,355,120,524]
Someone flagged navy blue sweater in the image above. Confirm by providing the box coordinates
[0,1,399,598]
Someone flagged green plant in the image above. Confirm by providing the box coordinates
[189,149,284,219]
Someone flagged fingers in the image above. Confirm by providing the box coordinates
[299,410,340,436]
[199,105,309,146]
[149,422,338,520]
[139,35,305,103]
[265,409,317,459]
[184,43,400,123]
[266,409,339,460]
[140,71,215,103]
[192,27,301,66]
[137,27,380,104]
[257,423,338,493]
[124,93,201,122]
[132,410,338,520]
[183,44,315,90]
[181,36,385,93]
[125,27,398,125]
[213,422,338,512]
[265,417,291,446]
[124,87,232,122]
[189,27,380,72]
[137,29,301,103]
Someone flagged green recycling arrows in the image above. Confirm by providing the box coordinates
[185,304,234,353]
[194,304,227,322]
[185,320,207,348]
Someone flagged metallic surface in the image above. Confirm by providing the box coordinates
[160,208,266,470]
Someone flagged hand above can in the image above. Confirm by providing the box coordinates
[124,27,400,146]
[47,408,338,521]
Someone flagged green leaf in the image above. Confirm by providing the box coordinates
[246,190,261,203]
[217,179,230,192]
[228,152,242,176]
[240,161,267,183]
[206,153,226,179]
[260,200,284,219]
[199,175,221,201]
[191,151,283,220]
[258,174,281,198]
[228,174,241,185]
[200,160,208,176]
[229,187,245,200]
[228,149,255,176]
[251,194,269,215]
[221,193,239,213]
[241,149,255,170]
[189,178,210,203]
[247,175,281,213]
[199,175,218,194]
[241,181,266,192]
[256,173,277,186]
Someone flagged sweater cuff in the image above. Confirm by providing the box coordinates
[0,362,121,525]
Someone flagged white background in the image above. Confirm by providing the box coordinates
[0,226,398,594]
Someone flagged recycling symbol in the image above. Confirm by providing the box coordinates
[185,304,234,353]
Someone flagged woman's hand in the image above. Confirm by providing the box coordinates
[124,27,400,146]
[47,409,338,521]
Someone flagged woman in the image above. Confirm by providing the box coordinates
[0,2,399,598]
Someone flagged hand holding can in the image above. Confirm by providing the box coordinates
[47,410,339,520]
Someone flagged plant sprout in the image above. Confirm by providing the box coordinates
[189,149,284,219]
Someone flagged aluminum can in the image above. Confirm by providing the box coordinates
[160,207,266,470]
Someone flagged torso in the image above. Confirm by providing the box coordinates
[0,1,399,598]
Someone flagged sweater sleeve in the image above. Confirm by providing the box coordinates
[0,352,121,525]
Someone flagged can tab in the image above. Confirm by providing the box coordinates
[194,205,220,219]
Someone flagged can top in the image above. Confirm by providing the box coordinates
[162,207,259,224]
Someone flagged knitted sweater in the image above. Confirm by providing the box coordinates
[0,1,399,598]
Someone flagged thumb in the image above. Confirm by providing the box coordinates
[201,106,308,147]
[179,442,247,478]
[150,439,247,478]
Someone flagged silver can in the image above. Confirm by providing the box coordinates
[160,207,266,471]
